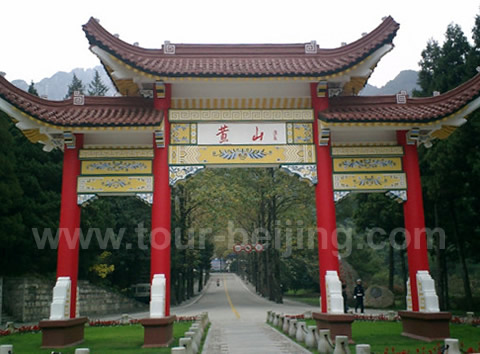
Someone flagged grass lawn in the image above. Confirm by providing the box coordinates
[301,320,480,353]
[0,322,191,353]
[285,295,320,307]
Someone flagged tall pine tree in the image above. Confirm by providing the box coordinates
[64,73,85,99]
[88,70,108,96]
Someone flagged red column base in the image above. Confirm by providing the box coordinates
[39,317,88,348]
[140,315,176,348]
[399,311,451,342]
[312,312,355,344]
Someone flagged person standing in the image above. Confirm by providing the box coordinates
[353,279,365,313]
[342,282,348,313]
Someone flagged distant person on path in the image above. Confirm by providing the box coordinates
[342,282,348,313]
[353,279,365,313]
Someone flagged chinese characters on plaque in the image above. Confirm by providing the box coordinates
[198,123,286,145]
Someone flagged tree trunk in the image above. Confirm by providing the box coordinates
[449,201,473,309]
[187,268,194,298]
[388,243,394,292]
[442,248,450,310]
[178,273,185,303]
[204,269,210,285]
[273,249,283,303]
[263,247,270,297]
[433,202,445,310]
[400,249,407,308]
[170,275,178,306]
[198,266,203,293]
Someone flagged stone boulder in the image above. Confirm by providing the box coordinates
[364,285,394,308]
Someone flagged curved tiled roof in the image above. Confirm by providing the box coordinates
[82,16,399,78]
[319,73,480,124]
[0,76,163,128]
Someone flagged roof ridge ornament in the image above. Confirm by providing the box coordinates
[73,91,85,106]
[396,90,407,104]
[164,40,175,55]
[305,40,317,54]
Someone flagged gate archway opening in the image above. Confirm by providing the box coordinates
[1,14,479,347]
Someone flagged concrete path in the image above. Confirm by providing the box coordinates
[174,273,313,354]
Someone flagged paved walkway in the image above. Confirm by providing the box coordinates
[204,320,310,354]
[178,273,311,354]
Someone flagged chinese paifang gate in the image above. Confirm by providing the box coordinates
[1,15,480,347]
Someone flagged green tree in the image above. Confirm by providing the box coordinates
[415,39,441,97]
[64,73,85,99]
[351,194,405,293]
[0,114,25,274]
[436,24,471,92]
[415,15,480,310]
[80,196,151,290]
[88,70,109,96]
[28,81,39,96]
[0,112,63,276]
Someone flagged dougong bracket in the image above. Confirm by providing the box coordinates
[319,128,330,146]
[155,126,165,148]
[63,131,76,149]
[407,127,420,145]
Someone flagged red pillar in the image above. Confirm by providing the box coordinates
[397,131,430,312]
[151,83,172,316]
[57,134,83,318]
[311,83,339,313]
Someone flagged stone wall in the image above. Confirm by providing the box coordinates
[78,280,146,317]
[3,277,51,323]
[3,277,146,323]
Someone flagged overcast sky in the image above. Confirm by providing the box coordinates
[1,1,479,87]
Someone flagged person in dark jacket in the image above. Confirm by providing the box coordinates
[353,279,365,313]
[342,282,348,313]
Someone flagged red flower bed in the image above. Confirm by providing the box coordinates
[354,313,401,322]
[88,320,121,327]
[285,314,305,319]
[16,325,40,333]
[0,315,199,337]
[176,316,199,322]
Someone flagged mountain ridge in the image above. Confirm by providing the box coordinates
[360,70,419,96]
[10,68,419,100]
[12,66,116,100]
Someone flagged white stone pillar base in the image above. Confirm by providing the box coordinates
[150,274,166,318]
[406,270,440,312]
[49,276,71,320]
[325,271,344,314]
